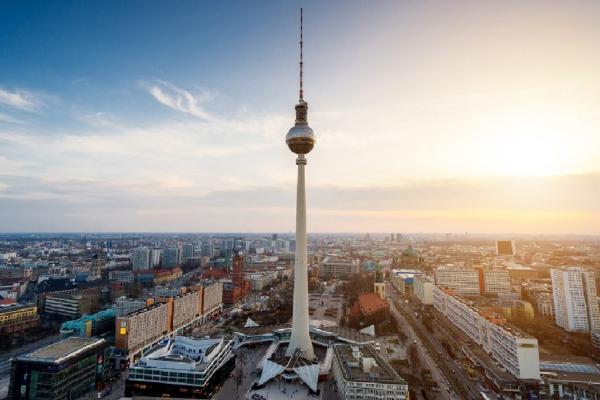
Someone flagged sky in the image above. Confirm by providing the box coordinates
[1,0,600,234]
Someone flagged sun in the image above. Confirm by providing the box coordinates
[471,112,583,178]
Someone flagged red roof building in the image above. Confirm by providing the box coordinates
[347,293,390,330]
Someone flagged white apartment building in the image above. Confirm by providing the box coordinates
[434,267,480,296]
[414,274,434,305]
[551,267,600,332]
[531,291,554,318]
[433,285,540,380]
[332,343,409,400]
[483,269,511,295]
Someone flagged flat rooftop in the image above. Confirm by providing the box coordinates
[333,343,406,385]
[21,337,105,364]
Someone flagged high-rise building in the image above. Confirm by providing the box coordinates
[182,243,195,262]
[132,247,150,271]
[496,240,515,256]
[149,248,162,268]
[551,267,600,332]
[200,242,214,258]
[162,246,181,269]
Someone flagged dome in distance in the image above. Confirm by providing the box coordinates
[402,246,418,257]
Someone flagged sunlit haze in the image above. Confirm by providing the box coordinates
[1,1,599,233]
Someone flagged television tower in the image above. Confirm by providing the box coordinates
[285,8,316,360]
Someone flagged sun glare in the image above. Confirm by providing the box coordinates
[472,112,582,177]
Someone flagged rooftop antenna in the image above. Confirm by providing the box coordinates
[299,7,304,102]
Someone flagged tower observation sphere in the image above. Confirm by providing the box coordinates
[286,101,316,154]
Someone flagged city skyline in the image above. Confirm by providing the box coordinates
[1,1,600,233]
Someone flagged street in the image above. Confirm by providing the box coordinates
[387,283,482,400]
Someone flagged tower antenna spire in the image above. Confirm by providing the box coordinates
[299,7,304,101]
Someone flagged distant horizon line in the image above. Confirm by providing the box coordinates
[0,231,599,238]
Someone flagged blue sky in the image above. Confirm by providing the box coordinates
[1,1,600,233]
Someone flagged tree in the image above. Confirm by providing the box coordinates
[408,343,421,371]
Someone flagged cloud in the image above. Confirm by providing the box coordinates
[1,171,600,233]
[0,87,44,111]
[0,112,22,124]
[143,80,215,120]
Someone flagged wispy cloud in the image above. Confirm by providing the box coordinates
[142,80,215,121]
[0,87,44,111]
[0,112,22,124]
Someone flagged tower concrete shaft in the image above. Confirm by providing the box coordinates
[286,154,315,360]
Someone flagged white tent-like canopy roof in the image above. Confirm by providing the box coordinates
[359,325,375,336]
[244,317,260,328]
[258,359,285,386]
[293,364,320,392]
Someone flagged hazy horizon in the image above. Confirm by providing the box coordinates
[1,1,600,233]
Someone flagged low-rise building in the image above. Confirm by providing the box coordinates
[332,343,409,400]
[109,270,134,283]
[8,337,109,400]
[0,303,39,335]
[126,336,235,398]
[59,308,116,338]
[390,269,420,296]
[43,290,98,319]
[320,258,360,278]
[244,270,278,292]
[414,275,434,305]
[347,293,389,330]
[434,267,480,296]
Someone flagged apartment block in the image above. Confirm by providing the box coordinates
[551,267,600,332]
[433,285,540,380]
[202,281,223,315]
[483,269,511,295]
[115,301,170,359]
[172,291,202,330]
